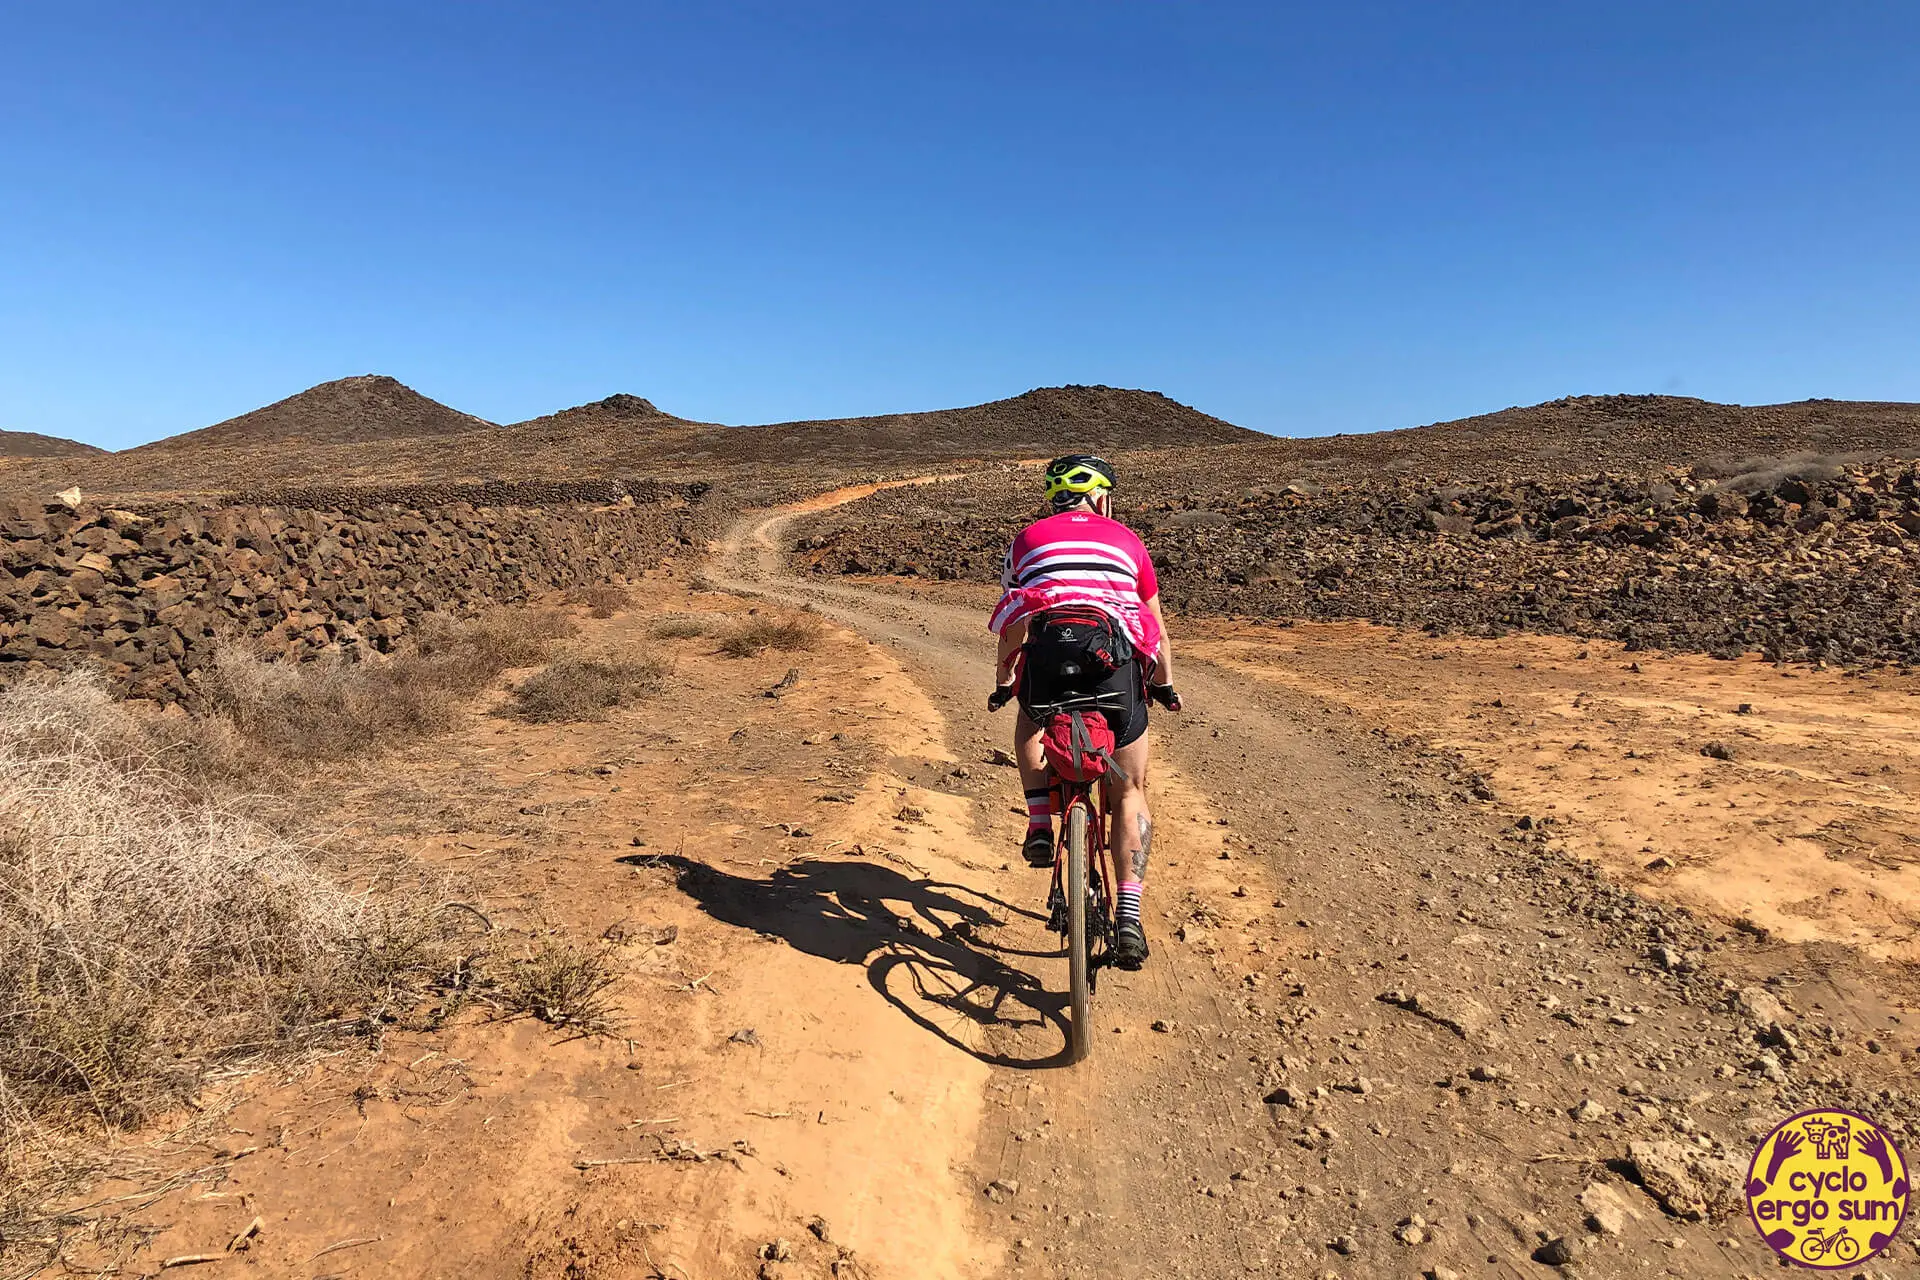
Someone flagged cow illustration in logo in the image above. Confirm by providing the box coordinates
[1802,1117,1853,1161]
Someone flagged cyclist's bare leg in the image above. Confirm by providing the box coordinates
[1109,731,1152,889]
[1013,710,1049,794]
[1013,712,1055,863]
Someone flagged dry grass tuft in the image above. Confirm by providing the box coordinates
[207,611,576,759]
[650,614,710,640]
[0,672,466,1228]
[508,657,668,723]
[717,613,825,658]
[564,584,633,619]
[491,942,621,1034]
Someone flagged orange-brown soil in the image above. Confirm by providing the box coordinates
[1187,623,1920,961]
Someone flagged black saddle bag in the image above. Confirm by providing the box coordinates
[1024,605,1133,690]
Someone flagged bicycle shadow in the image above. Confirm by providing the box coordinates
[633,853,1076,1068]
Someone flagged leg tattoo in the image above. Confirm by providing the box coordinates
[1132,813,1153,881]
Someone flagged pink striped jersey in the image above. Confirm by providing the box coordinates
[988,510,1164,659]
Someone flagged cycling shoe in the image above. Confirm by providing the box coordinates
[1112,920,1150,970]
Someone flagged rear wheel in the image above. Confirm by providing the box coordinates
[1066,801,1092,1064]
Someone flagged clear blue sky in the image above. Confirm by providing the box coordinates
[3,2,1917,449]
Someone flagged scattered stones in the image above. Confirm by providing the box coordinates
[1570,1098,1608,1123]
[1150,1019,1175,1033]
[1699,740,1735,761]
[983,1178,1020,1202]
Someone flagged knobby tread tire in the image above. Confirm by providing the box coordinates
[1066,802,1092,1064]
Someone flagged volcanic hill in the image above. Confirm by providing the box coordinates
[684,385,1263,465]
[152,374,496,449]
[0,429,106,459]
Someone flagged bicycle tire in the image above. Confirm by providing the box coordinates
[1066,800,1092,1064]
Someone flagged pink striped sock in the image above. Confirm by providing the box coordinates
[1025,788,1054,833]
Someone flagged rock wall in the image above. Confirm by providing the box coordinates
[0,493,711,705]
[795,460,1920,668]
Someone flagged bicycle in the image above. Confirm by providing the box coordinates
[1799,1225,1861,1263]
[1029,690,1129,1064]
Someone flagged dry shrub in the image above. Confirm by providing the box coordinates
[0,672,462,1222]
[1695,451,1871,493]
[563,583,632,619]
[208,610,576,760]
[717,613,824,658]
[491,941,620,1034]
[508,657,668,723]
[411,608,576,678]
[207,648,461,759]
[650,614,710,640]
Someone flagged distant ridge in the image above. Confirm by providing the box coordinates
[0,429,106,459]
[5,380,1915,500]
[1253,393,1920,478]
[136,375,495,450]
[698,385,1264,464]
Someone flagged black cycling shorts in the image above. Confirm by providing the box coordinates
[1018,655,1149,749]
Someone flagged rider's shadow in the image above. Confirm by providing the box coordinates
[632,853,1075,1068]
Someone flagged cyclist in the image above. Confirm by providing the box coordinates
[987,455,1180,970]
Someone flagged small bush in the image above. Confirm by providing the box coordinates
[508,657,668,723]
[207,648,461,759]
[564,584,632,619]
[651,615,710,640]
[717,613,825,658]
[1696,451,1871,493]
[208,610,577,759]
[492,941,620,1034]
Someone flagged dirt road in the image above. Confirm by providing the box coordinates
[713,496,1920,1279]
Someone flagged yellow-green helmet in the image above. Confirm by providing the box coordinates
[1043,454,1116,506]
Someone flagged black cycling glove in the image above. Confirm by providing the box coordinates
[987,685,1016,712]
[1148,682,1182,711]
